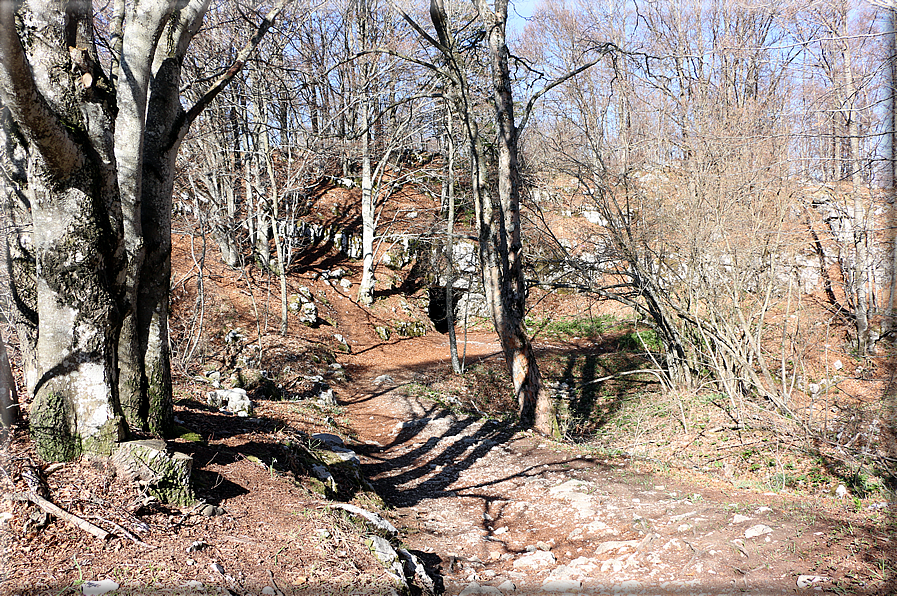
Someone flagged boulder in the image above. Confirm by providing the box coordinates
[299,301,318,326]
[207,388,253,417]
[112,440,195,506]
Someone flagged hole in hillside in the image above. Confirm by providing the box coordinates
[427,286,466,334]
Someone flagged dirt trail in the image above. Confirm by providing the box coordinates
[341,334,857,595]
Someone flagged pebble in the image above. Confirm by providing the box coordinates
[745,524,773,539]
[797,575,830,589]
[81,580,119,595]
[498,580,516,592]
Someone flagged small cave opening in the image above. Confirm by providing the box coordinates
[427,286,465,334]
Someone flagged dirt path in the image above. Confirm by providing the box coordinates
[341,334,860,595]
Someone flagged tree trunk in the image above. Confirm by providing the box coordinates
[471,0,556,436]
[444,111,462,374]
[0,329,20,427]
[357,0,376,306]
[0,0,284,460]
[838,4,870,354]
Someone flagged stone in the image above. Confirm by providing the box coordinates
[334,334,351,353]
[498,580,516,592]
[513,550,556,569]
[374,374,394,385]
[542,579,582,592]
[395,320,427,337]
[732,514,752,524]
[112,440,195,506]
[339,279,352,289]
[312,433,344,446]
[186,540,207,552]
[317,386,337,406]
[367,535,406,586]
[299,302,318,326]
[207,388,253,417]
[594,539,640,555]
[331,503,398,535]
[397,548,436,594]
[261,587,276,595]
[311,464,337,492]
[209,562,225,575]
[745,524,773,539]
[81,580,119,595]
[797,575,830,589]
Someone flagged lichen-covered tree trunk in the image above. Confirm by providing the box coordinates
[0,0,286,460]
[0,1,127,460]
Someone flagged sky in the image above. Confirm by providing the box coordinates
[508,0,539,35]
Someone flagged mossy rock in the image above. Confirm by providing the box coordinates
[112,440,196,506]
[235,368,281,400]
[395,320,427,338]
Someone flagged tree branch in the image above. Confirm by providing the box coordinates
[517,43,619,135]
[177,0,291,143]
[0,2,83,177]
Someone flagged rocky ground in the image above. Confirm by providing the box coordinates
[342,334,897,596]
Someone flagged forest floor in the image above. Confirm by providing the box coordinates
[1,228,897,595]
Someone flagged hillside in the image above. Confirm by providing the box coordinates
[1,178,896,595]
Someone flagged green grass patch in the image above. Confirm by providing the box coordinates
[527,314,617,339]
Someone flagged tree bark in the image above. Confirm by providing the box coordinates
[0,329,19,427]
[470,0,555,435]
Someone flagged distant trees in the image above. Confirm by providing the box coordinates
[521,0,896,415]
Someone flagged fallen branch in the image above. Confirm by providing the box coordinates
[91,515,156,549]
[25,492,109,540]
[576,368,665,389]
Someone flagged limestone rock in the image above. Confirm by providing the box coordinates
[331,503,398,535]
[207,388,253,417]
[542,579,582,592]
[81,580,119,595]
[367,535,406,587]
[745,524,773,539]
[112,440,195,506]
[299,301,318,327]
[398,547,436,594]
[513,550,556,569]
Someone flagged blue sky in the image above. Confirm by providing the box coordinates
[508,0,539,35]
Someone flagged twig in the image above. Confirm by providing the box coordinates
[266,570,285,596]
[25,492,109,540]
[91,515,157,549]
[576,368,665,389]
